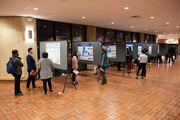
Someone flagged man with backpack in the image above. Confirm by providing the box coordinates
[9,50,24,96]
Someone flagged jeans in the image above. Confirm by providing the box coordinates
[100,67,107,84]
[26,72,35,88]
[137,63,146,76]
[12,73,21,95]
[42,78,52,94]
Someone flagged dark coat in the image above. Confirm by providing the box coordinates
[11,55,24,75]
[26,54,36,72]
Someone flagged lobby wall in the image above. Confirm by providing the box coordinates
[0,16,37,80]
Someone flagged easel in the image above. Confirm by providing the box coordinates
[63,70,77,93]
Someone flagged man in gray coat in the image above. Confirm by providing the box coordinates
[11,50,24,96]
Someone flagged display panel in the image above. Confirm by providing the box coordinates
[148,44,152,55]
[40,41,68,70]
[126,44,133,52]
[138,44,142,55]
[46,43,61,65]
[102,43,116,58]
[78,43,93,61]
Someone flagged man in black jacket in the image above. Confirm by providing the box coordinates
[11,50,24,96]
[26,48,37,91]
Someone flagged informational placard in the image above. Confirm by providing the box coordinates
[148,44,152,54]
[126,44,133,52]
[78,43,93,61]
[102,43,116,58]
[46,43,61,65]
[138,44,142,55]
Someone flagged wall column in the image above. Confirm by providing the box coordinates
[178,38,180,55]
[139,33,144,43]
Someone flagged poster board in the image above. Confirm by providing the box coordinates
[40,41,68,70]
[126,43,138,60]
[166,44,178,54]
[102,43,116,58]
[149,43,158,57]
[157,44,166,56]
[102,42,126,62]
[72,41,101,65]
[138,43,142,55]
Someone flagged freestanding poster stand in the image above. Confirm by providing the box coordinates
[40,41,76,93]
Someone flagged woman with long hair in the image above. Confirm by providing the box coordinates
[72,51,79,85]
[100,48,108,85]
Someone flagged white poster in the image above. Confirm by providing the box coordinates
[102,43,116,58]
[46,43,61,65]
[138,44,142,55]
[149,44,152,54]
[157,44,160,53]
[78,43,93,61]
[126,44,133,52]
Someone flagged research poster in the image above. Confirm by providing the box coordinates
[78,43,93,61]
[138,44,142,55]
[46,43,61,65]
[149,44,152,54]
[126,44,133,52]
[102,43,116,58]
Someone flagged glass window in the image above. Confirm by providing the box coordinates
[125,32,132,42]
[72,24,86,42]
[55,22,71,41]
[116,31,125,42]
[37,20,54,41]
[105,29,115,42]
[96,27,105,42]
[132,33,139,43]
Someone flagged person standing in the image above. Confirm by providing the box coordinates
[126,47,133,73]
[26,48,37,91]
[39,52,54,95]
[136,50,148,79]
[72,51,79,85]
[11,50,24,96]
[100,48,108,85]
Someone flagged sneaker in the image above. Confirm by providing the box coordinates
[33,86,39,88]
[73,81,78,85]
[50,90,53,93]
[100,83,105,85]
[141,77,144,79]
[136,77,138,79]
[26,88,31,91]
[44,93,47,95]
[14,93,23,96]
[94,73,98,75]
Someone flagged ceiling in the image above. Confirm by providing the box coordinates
[0,0,180,40]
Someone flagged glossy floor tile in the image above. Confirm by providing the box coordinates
[0,59,180,120]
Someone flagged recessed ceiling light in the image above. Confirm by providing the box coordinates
[33,8,38,10]
[166,22,169,24]
[155,31,158,32]
[82,17,86,19]
[150,16,154,19]
[167,37,169,38]
[164,32,166,34]
[170,34,172,35]
[131,26,134,28]
[145,29,148,31]
[175,35,177,36]
[124,7,129,10]
[44,26,46,28]
[111,22,115,24]
[176,26,180,28]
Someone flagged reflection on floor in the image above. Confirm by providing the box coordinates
[0,59,180,120]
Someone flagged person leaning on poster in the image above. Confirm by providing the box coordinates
[72,51,79,85]
[100,48,108,85]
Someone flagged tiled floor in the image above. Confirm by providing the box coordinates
[0,59,180,120]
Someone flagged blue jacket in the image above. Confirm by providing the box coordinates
[26,54,36,72]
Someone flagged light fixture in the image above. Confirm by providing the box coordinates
[124,7,129,10]
[164,32,166,34]
[155,31,158,32]
[150,16,154,19]
[170,34,172,35]
[44,26,46,28]
[25,27,34,42]
[145,29,148,31]
[111,22,115,24]
[82,17,86,19]
[131,26,134,28]
[33,8,38,10]
[27,16,33,21]
[175,35,177,36]
[176,26,180,28]
[166,22,169,24]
